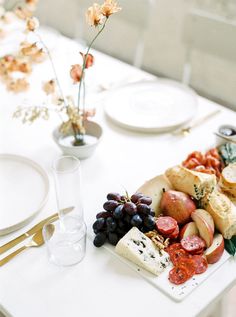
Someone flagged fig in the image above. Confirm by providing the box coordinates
[160,190,196,224]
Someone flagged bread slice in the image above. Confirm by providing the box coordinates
[220,163,236,198]
[165,165,217,200]
[137,175,173,216]
[201,189,236,239]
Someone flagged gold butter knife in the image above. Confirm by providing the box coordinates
[0,206,74,255]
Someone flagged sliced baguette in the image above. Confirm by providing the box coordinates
[201,189,236,239]
[220,163,236,198]
[165,165,217,200]
[137,175,173,216]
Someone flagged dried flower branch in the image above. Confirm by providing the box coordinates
[10,1,121,146]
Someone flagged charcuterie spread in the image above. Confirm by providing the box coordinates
[92,142,236,294]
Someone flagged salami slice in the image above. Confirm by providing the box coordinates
[156,217,177,235]
[166,243,182,254]
[169,226,179,240]
[181,235,206,254]
[169,266,191,285]
[169,249,189,265]
[177,257,195,277]
[192,255,208,274]
[192,247,204,255]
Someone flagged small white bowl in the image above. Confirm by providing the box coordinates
[215,124,236,146]
[53,121,103,160]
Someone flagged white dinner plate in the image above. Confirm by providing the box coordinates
[0,154,49,235]
[104,80,198,132]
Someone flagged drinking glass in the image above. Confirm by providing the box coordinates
[43,155,86,266]
[52,156,83,222]
[43,217,86,266]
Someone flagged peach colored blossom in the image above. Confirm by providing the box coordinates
[26,17,39,32]
[101,0,121,17]
[21,42,38,56]
[84,108,96,120]
[42,79,56,95]
[14,6,32,20]
[6,78,29,93]
[18,62,32,73]
[80,52,94,68]
[70,64,82,83]
[86,3,104,26]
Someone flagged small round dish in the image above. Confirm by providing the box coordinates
[215,124,236,146]
[104,79,198,133]
[0,154,49,235]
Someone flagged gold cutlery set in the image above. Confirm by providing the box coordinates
[0,207,73,266]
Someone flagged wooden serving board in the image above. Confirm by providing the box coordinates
[88,230,230,302]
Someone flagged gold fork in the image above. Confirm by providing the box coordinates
[173,109,221,136]
[0,229,45,266]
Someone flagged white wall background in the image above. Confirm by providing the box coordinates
[36,0,236,110]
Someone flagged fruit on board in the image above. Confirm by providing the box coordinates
[93,192,156,247]
[191,209,214,248]
[179,222,199,240]
[191,209,215,232]
[160,190,196,224]
[204,233,224,264]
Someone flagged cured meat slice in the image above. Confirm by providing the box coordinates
[166,243,182,254]
[169,266,191,285]
[169,249,189,265]
[192,255,208,274]
[181,235,206,254]
[177,257,195,276]
[169,226,179,240]
[156,217,177,235]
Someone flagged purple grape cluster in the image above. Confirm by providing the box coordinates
[93,192,156,247]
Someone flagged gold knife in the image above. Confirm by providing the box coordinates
[0,206,74,255]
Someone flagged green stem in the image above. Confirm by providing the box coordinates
[77,18,108,113]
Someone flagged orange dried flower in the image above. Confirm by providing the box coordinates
[2,11,15,23]
[6,78,29,93]
[0,28,6,39]
[26,17,39,32]
[86,4,104,26]
[101,0,121,17]
[84,108,96,120]
[25,0,38,5]
[80,52,94,68]
[21,42,38,56]
[14,6,33,20]
[31,48,46,63]
[42,79,56,95]
[18,62,32,73]
[70,64,82,83]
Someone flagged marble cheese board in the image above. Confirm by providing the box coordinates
[88,230,231,302]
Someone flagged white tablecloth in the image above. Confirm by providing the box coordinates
[0,31,236,317]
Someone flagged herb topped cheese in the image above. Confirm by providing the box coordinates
[115,227,170,276]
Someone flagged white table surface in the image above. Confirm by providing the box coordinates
[0,30,236,317]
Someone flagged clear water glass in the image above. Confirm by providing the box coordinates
[43,216,86,266]
[45,155,86,266]
[52,156,83,222]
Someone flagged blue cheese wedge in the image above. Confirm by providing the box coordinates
[115,227,170,276]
